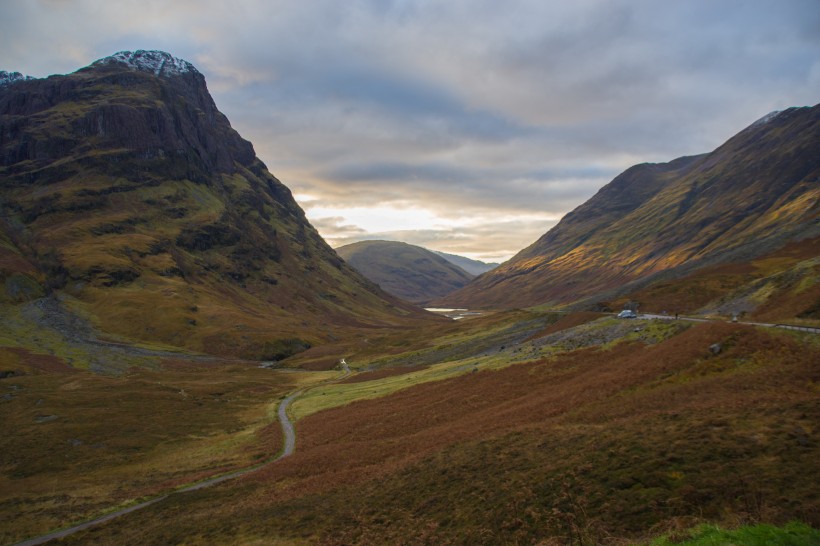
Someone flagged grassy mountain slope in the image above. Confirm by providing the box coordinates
[609,236,820,322]
[0,52,436,359]
[48,316,819,544]
[438,106,820,320]
[336,240,474,304]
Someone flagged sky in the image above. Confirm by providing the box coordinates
[2,1,818,262]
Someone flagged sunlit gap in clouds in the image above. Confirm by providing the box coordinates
[305,203,446,234]
[294,194,561,263]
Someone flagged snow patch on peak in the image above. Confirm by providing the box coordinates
[92,50,199,78]
[0,70,36,87]
[750,110,782,128]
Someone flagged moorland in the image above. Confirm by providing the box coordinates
[1,51,818,545]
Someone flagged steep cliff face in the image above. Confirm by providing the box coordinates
[437,105,820,313]
[0,51,432,358]
[1,50,253,179]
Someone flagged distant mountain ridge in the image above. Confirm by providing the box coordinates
[0,51,435,358]
[437,104,820,319]
[335,240,475,304]
[433,251,498,276]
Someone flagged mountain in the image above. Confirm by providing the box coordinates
[437,105,820,318]
[0,50,434,359]
[335,240,474,304]
[433,250,498,276]
[0,70,35,87]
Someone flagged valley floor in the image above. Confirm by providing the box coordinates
[1,304,818,544]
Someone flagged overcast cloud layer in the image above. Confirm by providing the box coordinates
[2,0,818,261]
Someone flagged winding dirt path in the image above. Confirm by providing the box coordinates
[12,355,358,545]
[12,357,358,545]
[12,388,305,546]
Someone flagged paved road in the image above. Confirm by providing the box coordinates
[640,313,710,322]
[277,390,300,459]
[639,314,820,334]
[11,496,170,546]
[12,390,302,546]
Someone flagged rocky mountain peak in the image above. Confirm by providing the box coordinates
[90,50,199,78]
[749,109,782,127]
[0,70,36,87]
[0,49,254,176]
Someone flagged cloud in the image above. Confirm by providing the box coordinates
[2,0,818,261]
[323,219,558,264]
[310,216,368,239]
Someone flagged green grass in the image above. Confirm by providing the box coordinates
[0,306,143,372]
[646,521,820,545]
[290,357,477,420]
[291,315,694,420]
[290,311,563,419]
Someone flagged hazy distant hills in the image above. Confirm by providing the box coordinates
[433,251,498,276]
[438,105,820,320]
[335,240,475,304]
[0,50,434,358]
